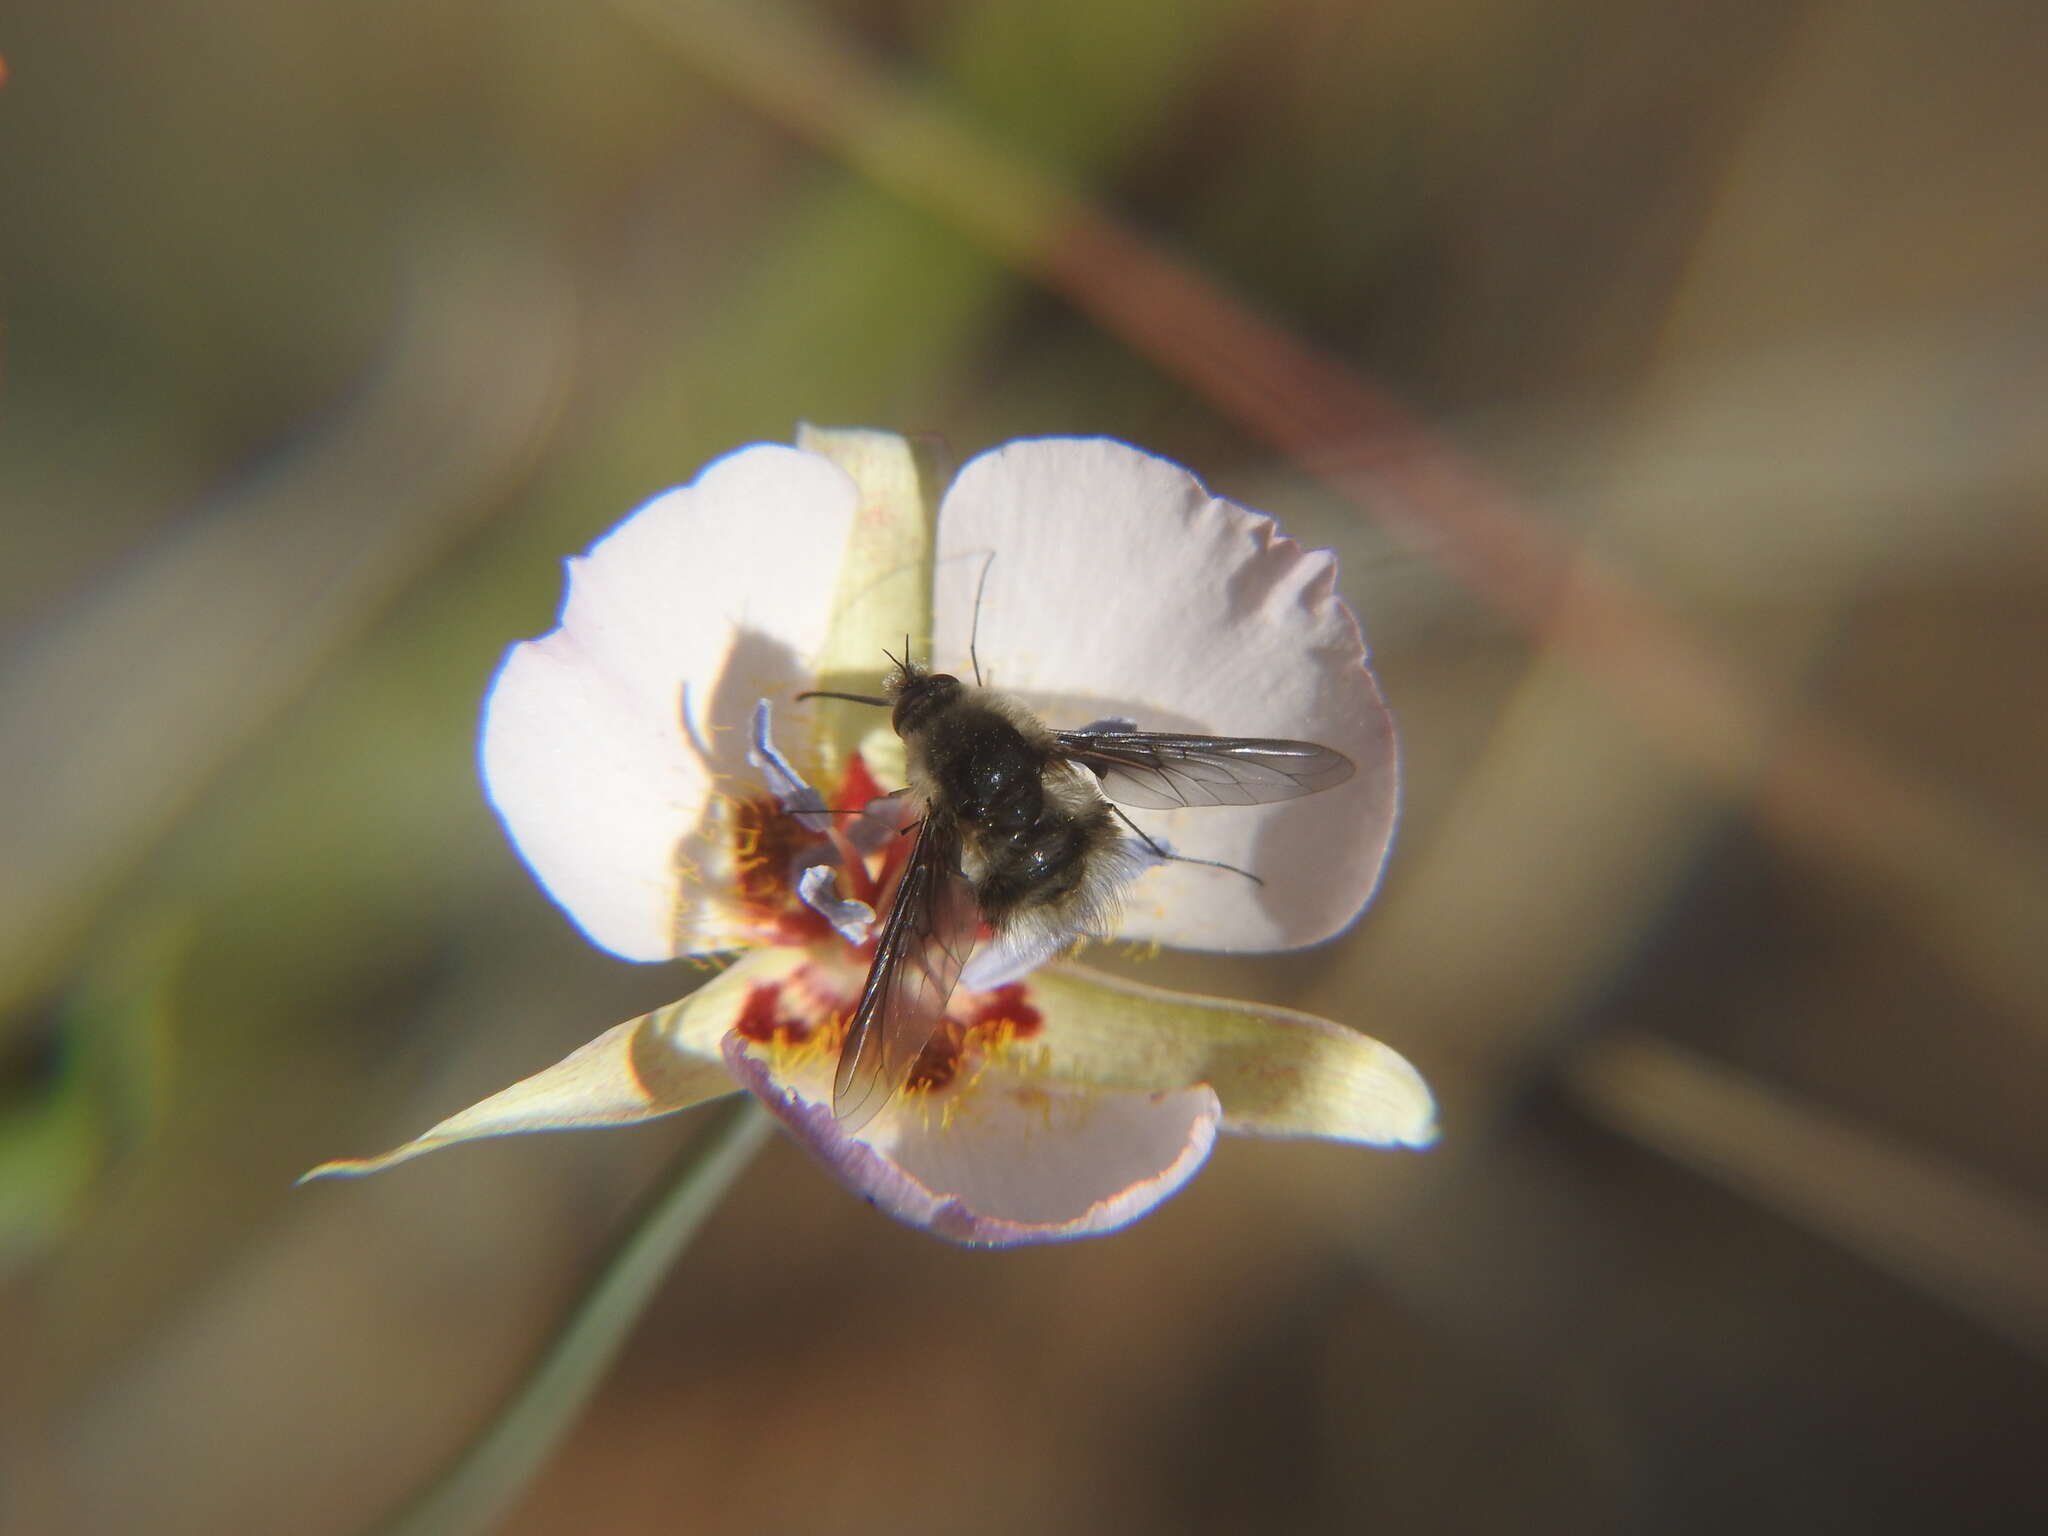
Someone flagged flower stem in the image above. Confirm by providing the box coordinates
[378,1097,775,1536]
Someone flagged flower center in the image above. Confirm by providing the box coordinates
[727,722,1064,1123]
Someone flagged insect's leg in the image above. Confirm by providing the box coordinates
[1106,804,1264,886]
[783,791,907,815]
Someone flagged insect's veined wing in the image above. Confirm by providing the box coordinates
[833,815,981,1131]
[1052,730,1356,809]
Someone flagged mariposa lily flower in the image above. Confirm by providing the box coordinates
[309,429,1435,1245]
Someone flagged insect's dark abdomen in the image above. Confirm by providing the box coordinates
[919,699,1110,919]
[974,805,1113,916]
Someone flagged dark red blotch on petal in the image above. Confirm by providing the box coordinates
[905,1023,966,1094]
[838,752,887,813]
[733,982,814,1045]
[959,983,1043,1040]
[903,983,1044,1093]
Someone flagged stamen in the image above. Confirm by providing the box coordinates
[746,700,834,833]
[798,865,876,945]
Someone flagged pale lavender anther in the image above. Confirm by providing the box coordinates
[746,700,835,835]
[797,864,877,946]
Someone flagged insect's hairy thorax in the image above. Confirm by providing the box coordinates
[906,690,1118,921]
[920,700,1046,830]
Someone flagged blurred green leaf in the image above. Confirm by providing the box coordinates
[0,916,182,1265]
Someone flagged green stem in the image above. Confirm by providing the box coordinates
[379,1097,775,1536]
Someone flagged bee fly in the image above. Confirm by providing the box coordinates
[802,652,1357,1129]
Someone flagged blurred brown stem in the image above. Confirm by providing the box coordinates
[1571,1035,2048,1367]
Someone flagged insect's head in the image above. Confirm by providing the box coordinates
[797,640,964,729]
[888,660,962,738]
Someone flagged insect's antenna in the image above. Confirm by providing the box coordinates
[1107,804,1265,886]
[968,551,996,686]
[796,689,891,707]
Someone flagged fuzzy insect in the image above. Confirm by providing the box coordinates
[804,656,1355,1127]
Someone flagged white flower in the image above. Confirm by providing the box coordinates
[308,429,1435,1245]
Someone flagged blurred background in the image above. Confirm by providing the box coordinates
[4,0,2045,1531]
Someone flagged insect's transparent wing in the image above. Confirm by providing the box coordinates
[1053,730,1356,809]
[833,817,980,1131]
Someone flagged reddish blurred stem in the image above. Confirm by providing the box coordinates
[617,0,2048,1024]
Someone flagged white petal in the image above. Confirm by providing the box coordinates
[932,438,1398,952]
[482,445,861,959]
[724,1034,1220,1246]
